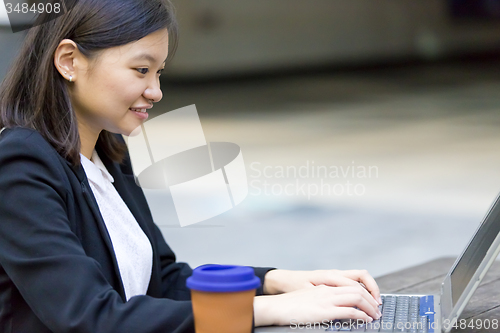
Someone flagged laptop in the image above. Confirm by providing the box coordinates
[255,191,500,332]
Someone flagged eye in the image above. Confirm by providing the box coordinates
[136,68,149,75]
[157,68,165,75]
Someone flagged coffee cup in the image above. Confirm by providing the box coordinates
[186,264,261,333]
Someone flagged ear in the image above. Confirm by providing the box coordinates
[53,39,85,82]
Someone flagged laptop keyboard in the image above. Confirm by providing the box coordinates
[325,295,435,332]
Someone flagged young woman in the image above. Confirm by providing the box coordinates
[0,0,382,331]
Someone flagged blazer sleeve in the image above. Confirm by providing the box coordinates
[0,131,195,333]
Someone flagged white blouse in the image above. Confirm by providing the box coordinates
[80,150,153,301]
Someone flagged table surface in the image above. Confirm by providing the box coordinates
[375,256,500,333]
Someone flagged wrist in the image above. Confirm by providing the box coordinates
[263,269,289,295]
[253,296,277,327]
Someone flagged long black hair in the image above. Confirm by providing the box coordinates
[0,0,178,165]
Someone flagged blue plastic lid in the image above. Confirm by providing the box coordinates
[186,264,261,292]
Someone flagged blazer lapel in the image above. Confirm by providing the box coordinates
[95,147,163,295]
[68,159,127,299]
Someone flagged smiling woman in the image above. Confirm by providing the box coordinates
[53,29,169,159]
[0,1,383,332]
[0,0,178,166]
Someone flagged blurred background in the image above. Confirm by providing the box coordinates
[1,0,500,278]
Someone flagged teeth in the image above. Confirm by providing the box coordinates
[130,108,146,113]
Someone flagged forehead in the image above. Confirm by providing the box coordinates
[101,29,170,65]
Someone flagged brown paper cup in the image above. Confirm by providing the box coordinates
[191,289,256,333]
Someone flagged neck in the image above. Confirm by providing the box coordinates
[78,122,100,161]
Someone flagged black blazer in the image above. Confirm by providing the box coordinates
[0,127,273,333]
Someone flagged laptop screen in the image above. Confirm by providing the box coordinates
[450,196,500,306]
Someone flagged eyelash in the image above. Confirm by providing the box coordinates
[136,68,164,75]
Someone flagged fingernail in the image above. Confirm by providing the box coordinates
[378,310,382,317]
[367,317,373,323]
[378,296,383,304]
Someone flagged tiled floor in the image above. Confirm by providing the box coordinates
[145,61,500,278]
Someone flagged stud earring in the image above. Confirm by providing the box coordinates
[69,75,73,83]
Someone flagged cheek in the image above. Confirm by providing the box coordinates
[75,65,146,114]
[101,72,145,106]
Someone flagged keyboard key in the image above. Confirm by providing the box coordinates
[365,318,381,332]
[339,319,356,331]
[351,323,366,332]
[420,316,429,333]
[419,296,434,316]
[375,295,425,332]
[325,320,339,331]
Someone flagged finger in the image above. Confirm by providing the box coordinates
[330,290,381,320]
[358,282,376,302]
[329,304,374,323]
[357,271,381,304]
[327,279,380,310]
[320,274,360,288]
[316,273,380,311]
[341,270,382,304]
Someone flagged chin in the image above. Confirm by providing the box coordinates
[108,121,143,137]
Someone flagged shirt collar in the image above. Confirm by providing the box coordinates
[80,150,114,188]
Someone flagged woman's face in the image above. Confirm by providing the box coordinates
[69,29,169,137]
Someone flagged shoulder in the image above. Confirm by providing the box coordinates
[0,126,59,154]
[0,126,72,181]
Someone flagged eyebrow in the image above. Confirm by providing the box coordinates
[131,53,167,64]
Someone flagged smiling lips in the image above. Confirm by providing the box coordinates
[130,104,153,112]
[130,108,147,113]
[129,106,151,120]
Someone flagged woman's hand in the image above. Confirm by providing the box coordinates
[254,284,382,327]
[263,269,382,304]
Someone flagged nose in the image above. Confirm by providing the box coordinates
[143,79,163,103]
